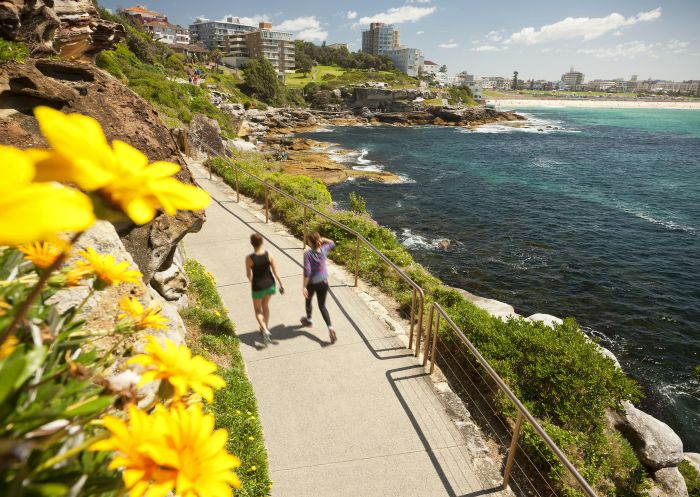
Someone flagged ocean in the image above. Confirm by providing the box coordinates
[299,107,700,451]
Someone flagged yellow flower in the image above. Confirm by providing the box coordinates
[0,336,19,359]
[0,298,12,317]
[249,466,257,472]
[128,336,225,402]
[77,247,142,287]
[0,145,95,246]
[33,107,211,225]
[118,297,168,331]
[91,405,176,497]
[213,310,221,317]
[18,241,65,269]
[248,436,254,442]
[93,404,241,497]
[63,266,92,287]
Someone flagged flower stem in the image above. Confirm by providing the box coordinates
[34,432,108,472]
[73,287,95,317]
[1,232,83,346]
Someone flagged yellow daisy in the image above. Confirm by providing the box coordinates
[91,405,176,497]
[63,266,92,287]
[0,298,12,317]
[77,247,142,287]
[93,404,241,497]
[128,336,225,403]
[0,145,95,246]
[18,241,64,269]
[32,107,211,225]
[0,335,19,359]
[118,297,168,331]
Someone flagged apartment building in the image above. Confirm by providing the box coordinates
[142,21,190,45]
[561,67,585,89]
[386,47,423,77]
[222,22,295,77]
[478,76,511,90]
[189,16,257,51]
[361,22,400,56]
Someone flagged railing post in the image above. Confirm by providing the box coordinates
[503,411,524,490]
[303,206,308,248]
[235,168,240,202]
[429,312,439,374]
[423,306,434,367]
[408,288,416,350]
[264,187,269,223]
[354,236,360,287]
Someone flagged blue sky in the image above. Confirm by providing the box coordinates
[101,0,700,80]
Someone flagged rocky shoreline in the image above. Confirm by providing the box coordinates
[217,103,525,184]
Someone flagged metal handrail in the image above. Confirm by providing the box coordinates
[424,302,598,497]
[188,136,425,346]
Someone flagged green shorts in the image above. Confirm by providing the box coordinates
[252,285,276,299]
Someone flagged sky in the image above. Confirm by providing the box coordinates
[100,0,700,81]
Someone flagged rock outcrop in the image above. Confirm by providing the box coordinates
[0,0,123,58]
[649,467,689,497]
[189,113,226,158]
[610,401,684,471]
[0,59,204,296]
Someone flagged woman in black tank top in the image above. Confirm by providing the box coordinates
[246,233,284,344]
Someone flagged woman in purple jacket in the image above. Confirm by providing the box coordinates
[301,232,337,344]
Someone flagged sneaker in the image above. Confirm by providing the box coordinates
[300,317,313,327]
[261,329,272,344]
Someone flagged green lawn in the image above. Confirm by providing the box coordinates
[182,259,272,497]
[485,89,642,99]
[285,65,346,88]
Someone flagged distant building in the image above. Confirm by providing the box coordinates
[386,47,423,77]
[222,22,295,78]
[361,22,400,56]
[478,76,511,90]
[453,71,474,84]
[119,5,168,24]
[453,72,481,100]
[561,67,585,89]
[166,43,209,59]
[189,16,257,52]
[142,21,190,45]
[423,60,439,77]
[327,43,348,50]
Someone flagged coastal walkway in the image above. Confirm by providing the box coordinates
[184,161,507,497]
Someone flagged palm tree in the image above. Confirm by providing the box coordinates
[211,49,223,73]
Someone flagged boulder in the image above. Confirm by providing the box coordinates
[649,467,689,497]
[610,401,684,470]
[526,313,563,328]
[188,113,226,157]
[236,120,253,138]
[452,288,520,322]
[437,239,450,250]
[170,127,192,157]
[684,453,700,473]
[152,247,189,310]
[0,0,123,58]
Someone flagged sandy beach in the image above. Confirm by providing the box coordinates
[486,98,700,110]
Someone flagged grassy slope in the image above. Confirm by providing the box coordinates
[182,259,271,497]
[285,65,345,88]
[286,64,419,90]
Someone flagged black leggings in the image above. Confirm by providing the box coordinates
[306,281,331,327]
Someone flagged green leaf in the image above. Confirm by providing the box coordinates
[63,396,113,418]
[0,353,28,404]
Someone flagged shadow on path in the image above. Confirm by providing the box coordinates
[238,324,332,350]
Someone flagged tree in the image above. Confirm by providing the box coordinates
[512,70,519,90]
[210,49,222,72]
[243,57,282,103]
[296,52,314,76]
[439,64,447,73]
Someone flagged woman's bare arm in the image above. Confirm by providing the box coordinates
[245,256,253,282]
[269,254,284,290]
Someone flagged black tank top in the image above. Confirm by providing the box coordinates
[250,252,274,291]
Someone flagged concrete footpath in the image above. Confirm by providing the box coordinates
[184,162,507,497]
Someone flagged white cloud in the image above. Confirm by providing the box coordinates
[439,40,459,48]
[277,16,328,42]
[577,41,658,58]
[416,30,425,35]
[407,0,432,3]
[486,30,503,42]
[505,7,661,45]
[471,45,508,52]
[346,11,357,20]
[356,5,436,26]
[667,39,690,53]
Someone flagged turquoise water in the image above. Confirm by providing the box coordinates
[300,108,700,450]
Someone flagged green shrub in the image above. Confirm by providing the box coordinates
[349,191,367,214]
[0,40,29,64]
[681,460,700,497]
